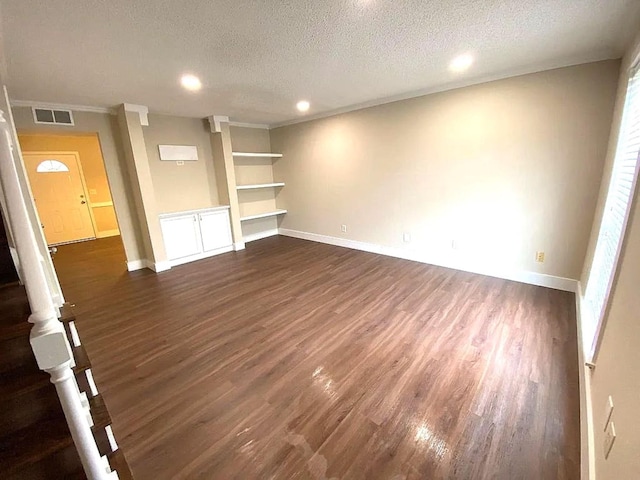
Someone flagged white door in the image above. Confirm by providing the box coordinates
[199,210,232,252]
[160,214,202,260]
[23,153,95,245]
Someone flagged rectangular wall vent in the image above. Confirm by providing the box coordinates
[32,107,75,126]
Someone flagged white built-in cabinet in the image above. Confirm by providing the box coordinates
[159,206,232,266]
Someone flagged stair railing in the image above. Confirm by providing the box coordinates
[0,109,113,479]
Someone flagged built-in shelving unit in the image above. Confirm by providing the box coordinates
[232,152,283,158]
[240,209,288,222]
[231,145,285,243]
[236,182,285,190]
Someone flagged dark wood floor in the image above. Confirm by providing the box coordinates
[53,235,580,480]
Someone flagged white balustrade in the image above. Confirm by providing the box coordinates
[0,109,113,479]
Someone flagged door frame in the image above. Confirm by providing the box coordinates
[23,150,98,244]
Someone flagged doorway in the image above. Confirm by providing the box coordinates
[23,152,95,245]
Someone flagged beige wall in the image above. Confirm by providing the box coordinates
[144,114,219,214]
[11,107,144,262]
[17,132,120,234]
[270,60,620,280]
[581,31,640,480]
[231,126,280,238]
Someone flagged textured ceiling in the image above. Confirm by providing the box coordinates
[1,0,639,125]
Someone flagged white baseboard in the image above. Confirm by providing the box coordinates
[126,258,172,272]
[148,260,172,272]
[126,259,145,271]
[168,246,234,267]
[575,282,596,480]
[278,228,578,292]
[244,229,279,243]
[234,242,246,251]
[96,229,120,239]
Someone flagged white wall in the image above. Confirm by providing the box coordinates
[580,30,640,480]
[144,114,219,214]
[270,60,620,284]
[11,106,145,263]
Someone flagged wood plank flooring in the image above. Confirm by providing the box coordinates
[52,235,580,479]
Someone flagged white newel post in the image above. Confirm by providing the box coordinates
[0,110,111,480]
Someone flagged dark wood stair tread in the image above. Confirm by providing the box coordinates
[72,344,91,373]
[108,449,134,480]
[0,414,75,474]
[89,394,112,431]
[0,364,50,402]
[0,320,32,342]
[59,303,76,323]
[0,284,30,327]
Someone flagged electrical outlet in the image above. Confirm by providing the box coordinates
[341,225,347,233]
[536,251,545,263]
[604,421,616,459]
[89,188,97,195]
[176,161,185,166]
[604,396,614,431]
[403,233,411,243]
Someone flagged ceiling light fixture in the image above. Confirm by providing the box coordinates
[296,100,310,112]
[449,54,474,73]
[180,74,202,91]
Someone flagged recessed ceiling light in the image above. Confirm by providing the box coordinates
[449,54,474,73]
[180,74,202,91]
[296,100,310,112]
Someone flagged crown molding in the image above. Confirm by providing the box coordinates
[9,99,113,115]
[269,54,621,129]
[123,103,149,126]
[228,121,270,130]
[207,115,229,133]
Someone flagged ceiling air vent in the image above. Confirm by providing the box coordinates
[32,107,74,126]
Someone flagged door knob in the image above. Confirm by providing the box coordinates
[80,200,87,204]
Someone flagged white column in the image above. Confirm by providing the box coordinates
[0,109,110,480]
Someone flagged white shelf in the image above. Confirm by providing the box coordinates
[237,182,285,190]
[240,209,287,222]
[232,152,283,158]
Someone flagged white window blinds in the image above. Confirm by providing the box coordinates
[584,64,640,362]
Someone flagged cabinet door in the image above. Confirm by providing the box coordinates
[160,214,202,260]
[199,210,232,252]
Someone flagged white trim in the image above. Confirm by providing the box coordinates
[244,229,278,243]
[123,103,149,126]
[575,282,596,480]
[278,228,578,292]
[270,54,619,129]
[229,121,270,129]
[208,115,230,133]
[95,229,120,239]
[147,259,172,272]
[240,209,287,222]
[234,242,245,251]
[232,152,283,158]
[237,182,285,190]
[90,201,113,208]
[126,259,145,271]
[158,205,229,220]
[167,245,233,267]
[10,99,112,115]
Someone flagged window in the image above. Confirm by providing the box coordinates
[583,63,640,362]
[36,160,70,173]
